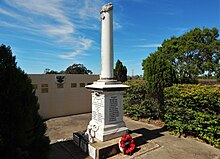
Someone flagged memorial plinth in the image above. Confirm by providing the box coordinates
[86,81,129,141]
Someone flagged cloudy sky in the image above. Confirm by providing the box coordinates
[0,0,219,75]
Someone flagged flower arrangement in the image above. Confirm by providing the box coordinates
[119,134,135,155]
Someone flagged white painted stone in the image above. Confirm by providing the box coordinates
[88,144,96,159]
[86,88,128,142]
[85,2,129,143]
[100,2,114,80]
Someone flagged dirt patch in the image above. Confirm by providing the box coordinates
[138,118,165,128]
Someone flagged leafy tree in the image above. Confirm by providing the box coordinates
[0,45,50,159]
[114,60,127,82]
[142,27,220,117]
[44,68,59,74]
[158,27,220,83]
[44,64,92,74]
[65,64,92,74]
[142,52,177,117]
[143,52,177,92]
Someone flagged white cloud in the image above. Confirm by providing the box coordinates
[58,37,93,60]
[1,0,104,59]
[78,0,102,20]
[1,0,123,60]
[114,21,122,30]
[4,0,75,37]
[0,8,21,19]
[134,44,161,48]
[171,27,188,36]
[41,24,74,37]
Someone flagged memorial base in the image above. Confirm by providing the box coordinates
[73,131,142,159]
[86,80,129,142]
[88,120,128,141]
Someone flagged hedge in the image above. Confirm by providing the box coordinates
[164,84,220,148]
[123,81,160,120]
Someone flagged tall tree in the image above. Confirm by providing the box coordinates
[0,45,50,159]
[114,60,127,82]
[142,52,177,114]
[157,27,220,83]
[65,64,92,74]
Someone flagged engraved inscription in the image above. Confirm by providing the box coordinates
[92,94,104,123]
[98,112,103,123]
[92,110,97,121]
[109,96,119,122]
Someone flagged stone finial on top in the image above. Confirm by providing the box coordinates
[100,2,113,14]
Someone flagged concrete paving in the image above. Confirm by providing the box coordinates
[46,113,220,159]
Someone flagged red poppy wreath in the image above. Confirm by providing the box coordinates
[119,134,136,155]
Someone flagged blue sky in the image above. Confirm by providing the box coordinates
[0,0,219,75]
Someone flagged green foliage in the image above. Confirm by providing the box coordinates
[164,84,220,148]
[114,59,127,82]
[159,27,220,83]
[44,63,92,74]
[65,63,92,74]
[44,68,59,74]
[0,45,50,159]
[217,72,220,82]
[143,27,220,84]
[123,81,160,120]
[142,52,177,117]
[143,51,177,94]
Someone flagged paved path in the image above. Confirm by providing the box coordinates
[46,113,220,159]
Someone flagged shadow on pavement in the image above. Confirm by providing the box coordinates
[49,140,91,159]
[49,127,167,159]
[130,127,167,147]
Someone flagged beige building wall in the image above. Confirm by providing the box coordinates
[29,74,99,119]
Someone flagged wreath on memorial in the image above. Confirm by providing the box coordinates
[119,134,135,155]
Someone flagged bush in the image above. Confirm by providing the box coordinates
[114,59,127,82]
[123,81,160,120]
[0,45,50,159]
[142,52,177,118]
[164,84,220,148]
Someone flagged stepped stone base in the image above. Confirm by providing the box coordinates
[73,132,142,159]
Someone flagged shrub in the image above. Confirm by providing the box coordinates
[164,84,220,148]
[123,81,160,120]
[142,52,177,118]
[114,60,127,82]
[0,45,50,159]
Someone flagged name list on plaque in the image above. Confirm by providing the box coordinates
[92,94,104,123]
[109,96,119,122]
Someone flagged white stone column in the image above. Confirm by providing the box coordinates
[85,3,129,143]
[100,3,114,80]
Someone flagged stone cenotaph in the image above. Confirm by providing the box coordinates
[86,2,129,142]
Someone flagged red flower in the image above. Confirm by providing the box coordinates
[119,134,136,155]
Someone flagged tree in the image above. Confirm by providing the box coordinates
[44,64,92,74]
[114,60,127,82]
[143,52,177,94]
[157,27,220,83]
[65,64,92,74]
[0,45,50,159]
[142,52,177,117]
[44,68,59,74]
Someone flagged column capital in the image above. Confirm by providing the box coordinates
[100,2,113,14]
